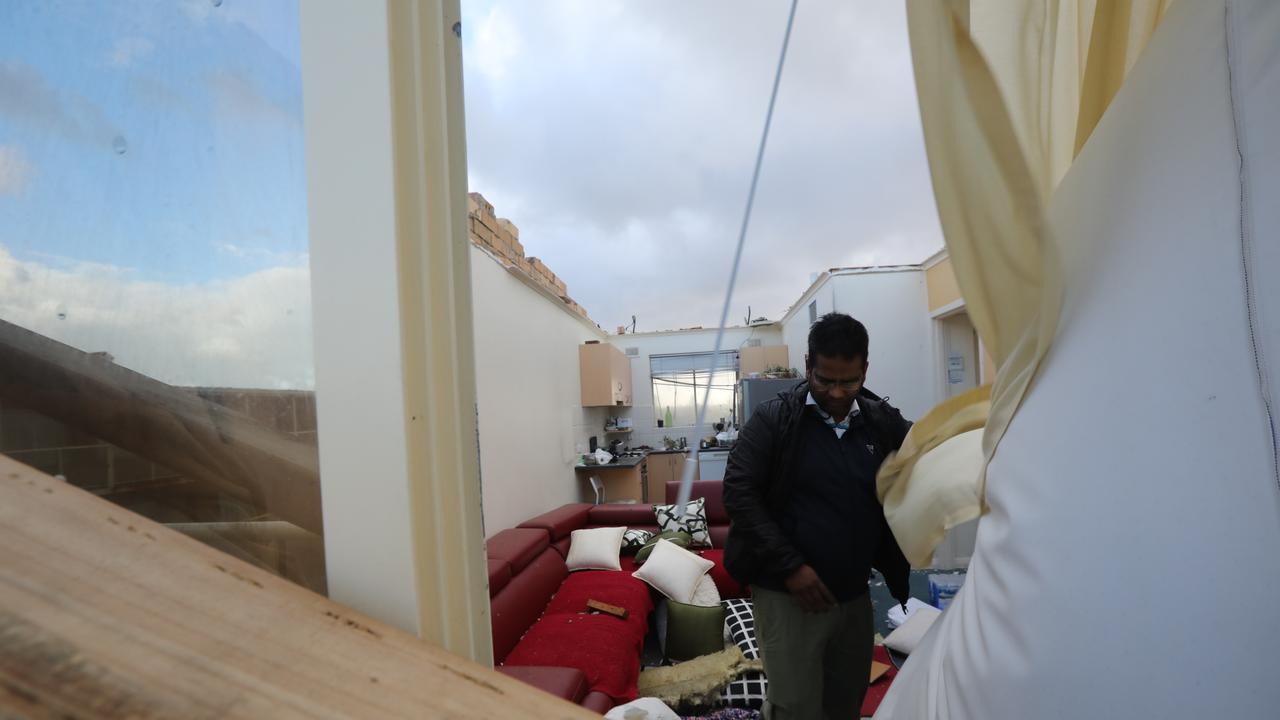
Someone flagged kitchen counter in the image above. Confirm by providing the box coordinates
[574,453,647,470]
[643,448,689,455]
[574,453,650,504]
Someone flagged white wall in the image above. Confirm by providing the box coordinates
[471,247,608,536]
[607,325,784,448]
[780,269,934,421]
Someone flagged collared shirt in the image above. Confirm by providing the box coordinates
[806,391,859,439]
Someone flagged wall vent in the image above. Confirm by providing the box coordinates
[625,347,640,357]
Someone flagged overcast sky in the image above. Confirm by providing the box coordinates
[460,0,943,332]
[0,1,941,390]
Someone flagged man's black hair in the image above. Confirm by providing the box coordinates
[807,312,869,368]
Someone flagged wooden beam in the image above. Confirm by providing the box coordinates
[0,320,322,533]
[0,456,594,719]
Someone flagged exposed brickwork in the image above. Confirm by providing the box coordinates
[468,192,590,322]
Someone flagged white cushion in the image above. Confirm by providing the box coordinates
[688,572,721,608]
[887,597,936,629]
[565,526,625,571]
[632,538,714,603]
[604,697,680,720]
[882,604,941,655]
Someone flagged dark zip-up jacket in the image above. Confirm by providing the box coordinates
[723,381,913,604]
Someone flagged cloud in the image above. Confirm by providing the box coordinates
[216,241,308,267]
[0,146,32,195]
[461,1,944,332]
[209,70,301,128]
[471,6,523,81]
[0,245,314,389]
[108,37,154,68]
[0,62,120,146]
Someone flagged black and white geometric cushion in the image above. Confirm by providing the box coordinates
[720,671,767,710]
[720,598,767,709]
[722,598,760,659]
[652,497,711,548]
[622,528,655,551]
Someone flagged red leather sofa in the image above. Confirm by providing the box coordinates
[486,480,743,714]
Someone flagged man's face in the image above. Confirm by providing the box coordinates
[807,353,868,419]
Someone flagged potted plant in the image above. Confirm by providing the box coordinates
[763,364,799,379]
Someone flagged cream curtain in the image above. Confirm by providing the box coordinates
[878,0,1172,566]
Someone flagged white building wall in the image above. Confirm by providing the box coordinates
[470,247,608,537]
[607,325,784,448]
[781,269,934,421]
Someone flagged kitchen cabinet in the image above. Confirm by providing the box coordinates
[576,458,646,503]
[645,451,691,503]
[739,344,791,376]
[579,342,632,407]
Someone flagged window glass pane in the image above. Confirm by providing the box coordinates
[650,352,738,428]
[0,2,323,592]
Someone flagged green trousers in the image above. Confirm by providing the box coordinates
[752,585,874,720]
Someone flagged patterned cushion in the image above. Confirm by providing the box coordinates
[719,598,766,709]
[622,528,655,551]
[720,671,767,710]
[653,497,711,548]
[722,598,759,659]
[635,530,691,565]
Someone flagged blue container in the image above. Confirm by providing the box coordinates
[928,573,965,611]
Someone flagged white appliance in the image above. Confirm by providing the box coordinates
[697,449,730,481]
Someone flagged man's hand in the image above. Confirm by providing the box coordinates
[784,565,836,613]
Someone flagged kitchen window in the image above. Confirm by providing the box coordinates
[650,351,739,428]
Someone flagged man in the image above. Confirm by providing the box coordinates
[724,312,912,720]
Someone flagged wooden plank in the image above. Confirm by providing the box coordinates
[585,600,629,619]
[0,456,594,719]
[0,320,322,534]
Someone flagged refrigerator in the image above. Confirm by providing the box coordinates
[738,377,802,427]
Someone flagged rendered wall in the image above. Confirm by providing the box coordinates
[470,246,608,536]
[781,270,934,420]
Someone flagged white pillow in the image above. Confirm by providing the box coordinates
[565,526,625,571]
[604,697,680,720]
[882,603,941,655]
[632,538,714,603]
[689,572,721,608]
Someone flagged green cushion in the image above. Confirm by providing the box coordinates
[664,600,727,662]
[634,530,692,564]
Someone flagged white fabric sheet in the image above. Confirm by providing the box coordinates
[877,0,1280,717]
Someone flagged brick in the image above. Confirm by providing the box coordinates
[497,218,519,240]
[468,191,494,218]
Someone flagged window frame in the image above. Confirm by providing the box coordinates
[649,350,740,428]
